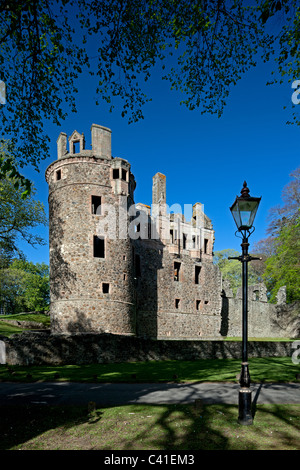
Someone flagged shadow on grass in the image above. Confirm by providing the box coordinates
[1,357,298,384]
[0,402,299,451]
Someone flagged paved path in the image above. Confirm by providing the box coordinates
[0,382,299,406]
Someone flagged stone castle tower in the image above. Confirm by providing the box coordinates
[46,124,223,338]
[45,124,137,335]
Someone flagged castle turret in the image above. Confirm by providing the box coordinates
[45,124,136,335]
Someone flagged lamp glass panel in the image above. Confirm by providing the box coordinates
[231,201,242,229]
[238,199,259,228]
[230,198,260,230]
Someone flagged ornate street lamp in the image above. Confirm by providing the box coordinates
[229,181,261,425]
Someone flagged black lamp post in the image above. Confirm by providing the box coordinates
[229,181,261,426]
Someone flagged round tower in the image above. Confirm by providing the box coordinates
[45,124,136,335]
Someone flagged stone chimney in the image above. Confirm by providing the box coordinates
[57,132,67,159]
[91,124,112,159]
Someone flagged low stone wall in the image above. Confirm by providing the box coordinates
[0,331,295,365]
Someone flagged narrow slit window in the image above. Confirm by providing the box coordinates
[174,262,181,281]
[102,283,109,293]
[113,168,119,179]
[183,233,187,249]
[56,169,61,181]
[195,266,201,284]
[170,229,174,244]
[196,300,201,310]
[93,236,105,258]
[204,238,208,254]
[135,255,141,277]
[175,298,180,309]
[121,169,127,181]
[91,196,102,215]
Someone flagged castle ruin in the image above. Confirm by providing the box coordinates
[45,124,296,340]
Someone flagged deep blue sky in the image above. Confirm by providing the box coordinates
[19,52,299,265]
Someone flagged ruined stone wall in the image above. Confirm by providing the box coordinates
[221,283,299,338]
[134,239,222,339]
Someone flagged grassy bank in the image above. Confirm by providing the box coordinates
[0,313,50,337]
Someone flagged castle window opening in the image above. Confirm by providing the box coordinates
[195,265,201,284]
[135,255,141,277]
[192,236,196,249]
[113,168,119,179]
[73,141,80,153]
[102,283,110,293]
[56,169,61,181]
[121,169,127,181]
[170,229,174,243]
[254,290,259,301]
[91,196,102,215]
[136,223,140,233]
[93,236,105,258]
[204,238,208,254]
[183,233,187,249]
[123,273,127,281]
[175,298,180,309]
[196,300,201,310]
[123,255,126,261]
[174,262,181,281]
[204,300,209,305]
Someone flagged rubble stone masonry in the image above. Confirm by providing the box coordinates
[45,124,297,341]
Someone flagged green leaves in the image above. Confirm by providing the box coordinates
[214,249,261,294]
[263,215,300,303]
[0,0,88,168]
[1,0,300,171]
[0,142,33,198]
[0,153,47,260]
[0,260,50,314]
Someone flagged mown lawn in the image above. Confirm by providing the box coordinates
[1,402,299,450]
[0,356,299,383]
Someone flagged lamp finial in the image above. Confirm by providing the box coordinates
[241,181,250,198]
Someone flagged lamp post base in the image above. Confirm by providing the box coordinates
[238,388,253,425]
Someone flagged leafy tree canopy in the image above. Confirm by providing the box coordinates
[0,259,49,314]
[0,150,47,259]
[214,248,261,294]
[0,0,300,181]
[263,215,300,302]
[253,166,300,302]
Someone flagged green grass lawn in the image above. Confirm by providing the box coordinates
[0,313,51,336]
[1,357,299,384]
[0,338,299,451]
[1,403,299,450]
